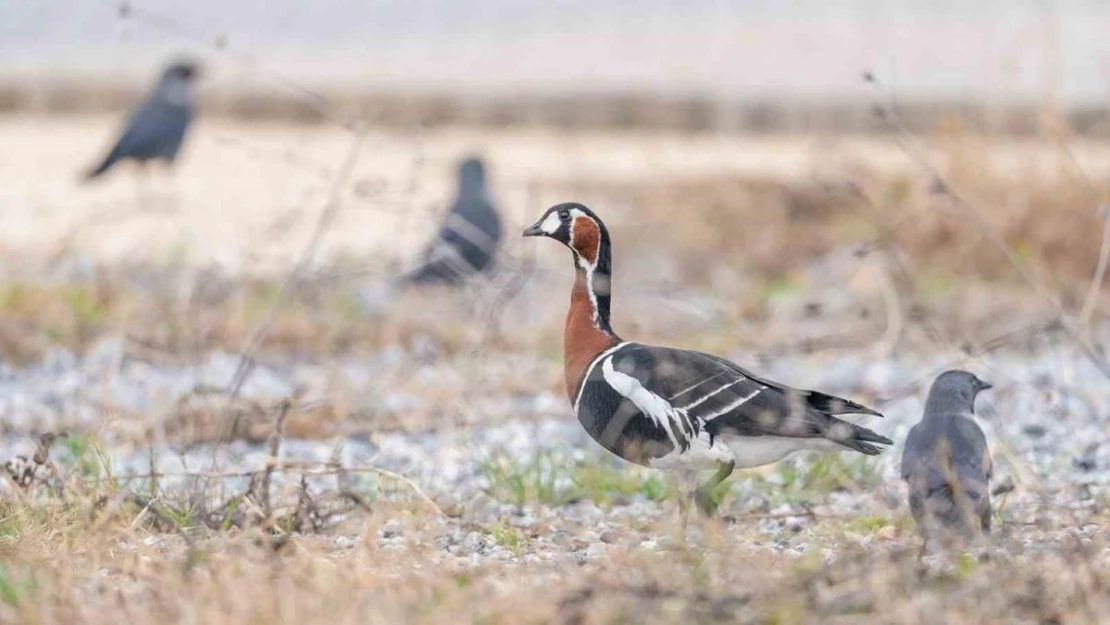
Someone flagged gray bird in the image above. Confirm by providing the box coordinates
[406,157,503,285]
[84,60,200,181]
[901,370,993,542]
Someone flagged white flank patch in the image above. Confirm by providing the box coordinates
[646,430,733,471]
[602,356,682,446]
[572,342,630,413]
[722,435,838,469]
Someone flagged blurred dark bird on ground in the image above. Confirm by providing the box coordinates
[83,60,200,181]
[901,370,994,543]
[406,157,503,285]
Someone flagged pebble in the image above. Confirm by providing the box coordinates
[585,542,607,558]
[462,532,484,553]
[380,520,403,539]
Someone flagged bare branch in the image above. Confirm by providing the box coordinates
[1079,205,1110,326]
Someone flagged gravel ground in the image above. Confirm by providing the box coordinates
[1,323,1106,565]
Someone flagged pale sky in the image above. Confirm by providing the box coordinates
[1,0,1108,102]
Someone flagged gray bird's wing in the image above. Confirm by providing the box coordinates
[900,422,927,481]
[112,95,192,161]
[88,95,191,178]
[902,414,992,531]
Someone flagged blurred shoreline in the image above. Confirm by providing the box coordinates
[1,81,1107,135]
[4,1,1109,134]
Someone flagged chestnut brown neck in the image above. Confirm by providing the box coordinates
[563,265,618,403]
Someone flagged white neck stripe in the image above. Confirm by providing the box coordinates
[568,213,605,331]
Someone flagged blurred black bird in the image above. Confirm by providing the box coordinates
[83,60,200,181]
[406,157,502,285]
[901,370,993,542]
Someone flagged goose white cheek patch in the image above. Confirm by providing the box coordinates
[540,212,562,235]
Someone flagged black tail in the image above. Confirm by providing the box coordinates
[805,389,883,417]
[837,423,894,455]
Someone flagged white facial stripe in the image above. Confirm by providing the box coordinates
[539,211,562,235]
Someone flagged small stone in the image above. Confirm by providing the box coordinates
[335,536,354,549]
[876,525,897,541]
[463,494,498,523]
[549,531,573,548]
[585,542,607,558]
[573,531,600,548]
[1074,456,1097,472]
[600,529,621,544]
[436,493,463,517]
[509,513,537,528]
[380,519,403,539]
[380,539,406,552]
[462,531,484,553]
[1023,424,1047,438]
[781,519,808,532]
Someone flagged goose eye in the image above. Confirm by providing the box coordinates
[558,209,569,220]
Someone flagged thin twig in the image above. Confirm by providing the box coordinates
[106,1,353,130]
[261,399,292,519]
[870,80,1110,381]
[218,130,367,445]
[722,509,848,523]
[1079,205,1110,325]
[871,250,905,359]
[97,464,443,515]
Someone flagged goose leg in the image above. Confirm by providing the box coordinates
[694,461,735,517]
[673,472,697,528]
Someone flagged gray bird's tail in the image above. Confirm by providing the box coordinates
[83,153,118,181]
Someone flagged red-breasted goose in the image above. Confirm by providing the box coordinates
[523,202,892,515]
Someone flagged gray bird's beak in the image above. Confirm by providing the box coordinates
[522,221,545,237]
[978,379,993,391]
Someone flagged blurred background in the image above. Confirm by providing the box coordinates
[0,2,1109,623]
[5,0,1110,100]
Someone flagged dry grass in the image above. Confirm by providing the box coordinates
[0,465,1105,625]
[566,139,1108,293]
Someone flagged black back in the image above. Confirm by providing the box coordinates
[576,343,890,466]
